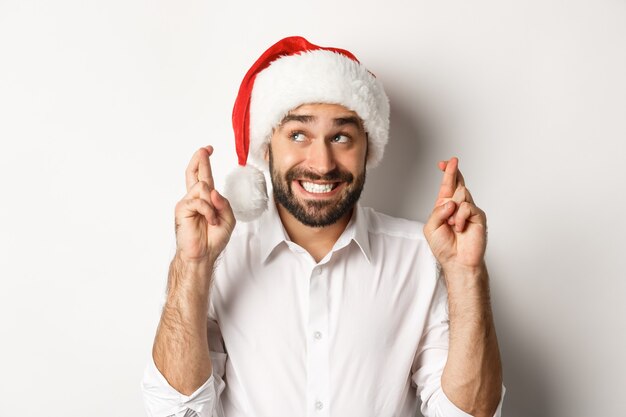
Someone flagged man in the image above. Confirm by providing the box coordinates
[142,36,503,417]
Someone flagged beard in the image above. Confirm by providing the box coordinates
[269,148,366,228]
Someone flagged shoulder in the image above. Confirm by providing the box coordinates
[358,206,441,295]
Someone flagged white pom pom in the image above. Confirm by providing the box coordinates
[223,165,268,222]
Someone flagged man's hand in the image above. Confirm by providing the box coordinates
[175,146,236,264]
[153,146,236,395]
[424,157,487,275]
[424,157,502,417]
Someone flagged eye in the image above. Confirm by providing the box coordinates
[289,131,306,142]
[331,134,350,144]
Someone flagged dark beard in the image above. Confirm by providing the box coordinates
[269,148,366,228]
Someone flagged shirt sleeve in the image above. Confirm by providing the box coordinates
[412,270,505,417]
[141,352,227,417]
[435,386,506,417]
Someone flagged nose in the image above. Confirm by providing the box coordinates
[306,140,336,175]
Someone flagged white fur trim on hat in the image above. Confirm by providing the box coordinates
[248,49,390,168]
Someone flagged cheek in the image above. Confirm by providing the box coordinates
[342,135,368,168]
[338,147,367,172]
[270,143,306,172]
[273,155,302,180]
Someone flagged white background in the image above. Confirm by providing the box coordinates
[1,1,625,416]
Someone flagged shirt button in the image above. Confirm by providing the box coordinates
[314,267,323,276]
[315,400,324,410]
[314,331,322,340]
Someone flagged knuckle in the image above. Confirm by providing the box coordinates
[200,199,215,213]
[175,199,192,216]
[197,202,209,214]
[195,181,211,193]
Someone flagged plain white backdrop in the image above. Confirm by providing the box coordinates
[1,1,625,416]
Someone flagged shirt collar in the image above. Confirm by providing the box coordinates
[340,204,372,263]
[258,198,291,263]
[258,199,372,264]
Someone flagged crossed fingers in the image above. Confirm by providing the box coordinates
[180,181,219,225]
[181,146,220,225]
[185,146,215,192]
[436,157,482,232]
[436,157,466,205]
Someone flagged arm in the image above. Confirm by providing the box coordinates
[151,146,235,395]
[153,255,216,395]
[424,157,503,417]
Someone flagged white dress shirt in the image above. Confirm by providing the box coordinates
[142,201,504,417]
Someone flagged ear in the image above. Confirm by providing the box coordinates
[264,131,275,162]
[263,143,270,162]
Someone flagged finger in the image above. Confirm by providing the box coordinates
[187,181,218,225]
[451,183,475,204]
[185,146,214,192]
[456,168,466,187]
[425,200,457,235]
[447,185,474,226]
[464,185,474,204]
[185,147,207,192]
[185,148,203,192]
[453,202,485,232]
[176,198,218,226]
[198,146,215,190]
[437,157,459,201]
[453,201,472,232]
[211,189,236,229]
[187,180,214,202]
[439,161,466,188]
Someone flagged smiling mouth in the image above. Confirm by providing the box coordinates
[298,181,339,194]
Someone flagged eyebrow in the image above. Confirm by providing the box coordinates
[333,116,363,129]
[280,114,315,125]
[279,114,364,130]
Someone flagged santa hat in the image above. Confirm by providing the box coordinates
[224,36,390,221]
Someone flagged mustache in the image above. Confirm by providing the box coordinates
[285,167,354,183]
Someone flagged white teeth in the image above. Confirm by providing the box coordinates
[301,181,334,193]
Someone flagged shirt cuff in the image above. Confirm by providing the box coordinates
[141,357,216,417]
[437,386,506,417]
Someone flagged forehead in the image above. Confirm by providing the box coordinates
[278,103,365,133]
[287,103,360,119]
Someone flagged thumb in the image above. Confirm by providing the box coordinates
[211,189,236,226]
[425,201,456,234]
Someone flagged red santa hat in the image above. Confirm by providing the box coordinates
[224,36,390,221]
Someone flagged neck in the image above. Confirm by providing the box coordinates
[276,203,354,263]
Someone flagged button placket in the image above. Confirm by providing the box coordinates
[307,266,330,416]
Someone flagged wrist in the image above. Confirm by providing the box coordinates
[175,247,219,266]
[441,261,489,295]
[168,252,216,295]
